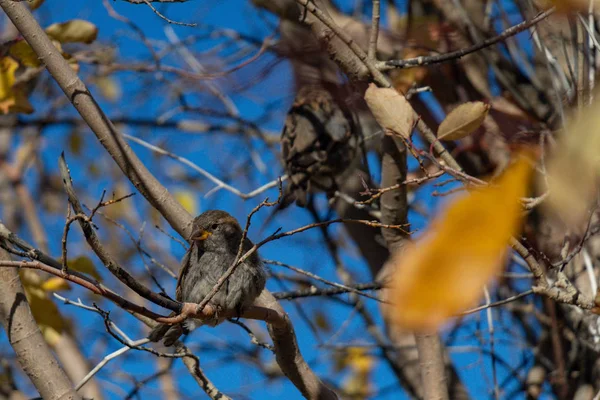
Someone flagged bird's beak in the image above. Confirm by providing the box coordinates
[192,230,212,241]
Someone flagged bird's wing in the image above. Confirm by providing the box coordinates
[176,244,204,301]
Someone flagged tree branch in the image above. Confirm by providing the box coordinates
[379,8,554,71]
[58,154,181,312]
[379,136,450,400]
[0,248,81,400]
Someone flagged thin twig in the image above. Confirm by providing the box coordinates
[379,8,555,71]
[59,154,181,312]
[228,319,275,352]
[358,170,445,205]
[265,260,384,303]
[462,290,534,315]
[141,0,196,26]
[124,133,287,200]
[273,282,383,300]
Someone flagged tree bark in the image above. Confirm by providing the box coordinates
[0,248,81,400]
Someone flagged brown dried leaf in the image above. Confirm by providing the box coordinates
[438,101,490,141]
[364,83,414,139]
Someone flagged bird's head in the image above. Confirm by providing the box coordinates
[189,210,243,252]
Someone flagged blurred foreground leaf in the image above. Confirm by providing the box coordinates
[545,96,600,227]
[385,153,533,332]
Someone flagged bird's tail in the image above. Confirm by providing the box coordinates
[148,313,185,347]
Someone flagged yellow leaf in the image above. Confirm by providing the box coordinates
[364,83,414,139]
[314,311,331,332]
[545,99,600,227]
[0,57,34,115]
[42,326,63,346]
[386,153,533,332]
[438,101,490,141]
[10,39,63,67]
[0,57,18,100]
[46,20,98,44]
[94,76,121,102]
[28,0,45,9]
[41,277,71,292]
[68,129,83,155]
[21,276,66,346]
[343,373,370,399]
[68,256,102,281]
[345,347,374,374]
[9,39,76,74]
[333,347,374,374]
[9,40,41,68]
[174,190,198,215]
[342,347,373,399]
[0,85,34,115]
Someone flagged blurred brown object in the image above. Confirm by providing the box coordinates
[281,84,360,207]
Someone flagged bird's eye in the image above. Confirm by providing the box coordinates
[211,223,218,230]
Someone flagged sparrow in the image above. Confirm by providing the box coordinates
[280,84,360,207]
[148,210,266,346]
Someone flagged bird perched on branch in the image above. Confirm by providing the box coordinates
[148,210,266,346]
[280,84,360,207]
